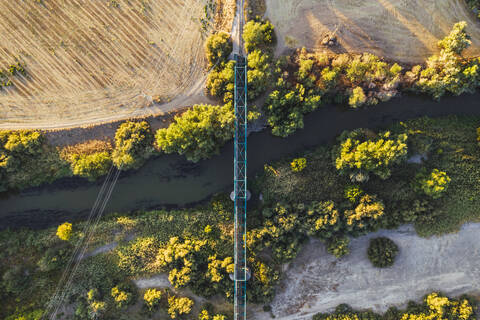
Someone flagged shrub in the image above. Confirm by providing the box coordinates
[344,194,385,230]
[367,237,399,268]
[265,77,321,137]
[205,32,232,68]
[117,237,160,275]
[56,222,73,241]
[412,22,480,100]
[344,185,364,203]
[167,295,194,319]
[327,236,350,258]
[144,288,163,311]
[348,87,367,108]
[335,129,408,181]
[247,49,274,100]
[301,201,341,239]
[290,157,307,172]
[37,247,70,272]
[206,61,235,102]
[155,104,235,162]
[414,168,451,199]
[243,19,275,53]
[66,151,112,181]
[111,284,135,308]
[2,265,29,295]
[112,121,154,170]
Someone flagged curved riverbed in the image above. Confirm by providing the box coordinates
[1,92,479,229]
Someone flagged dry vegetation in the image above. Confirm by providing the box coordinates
[265,0,480,63]
[0,0,220,128]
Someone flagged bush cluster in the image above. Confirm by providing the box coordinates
[367,237,399,268]
[414,168,451,199]
[313,293,475,320]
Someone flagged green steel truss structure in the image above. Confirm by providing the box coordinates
[233,53,248,320]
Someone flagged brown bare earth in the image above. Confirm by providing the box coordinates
[0,0,231,129]
[265,0,480,63]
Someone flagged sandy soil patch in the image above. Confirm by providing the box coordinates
[0,0,231,129]
[265,0,480,63]
[252,223,480,320]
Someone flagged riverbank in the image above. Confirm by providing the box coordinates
[251,223,480,320]
[1,91,480,230]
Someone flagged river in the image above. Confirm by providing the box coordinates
[1,92,479,229]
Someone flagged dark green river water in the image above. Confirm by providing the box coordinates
[1,92,479,229]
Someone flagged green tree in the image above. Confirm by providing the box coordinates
[413,22,480,100]
[205,32,232,68]
[206,61,235,102]
[247,49,273,100]
[155,104,235,162]
[243,19,275,53]
[367,237,399,268]
[348,87,367,108]
[144,288,163,311]
[344,194,385,230]
[327,236,350,258]
[112,121,154,170]
[265,77,321,137]
[67,152,111,181]
[290,157,307,172]
[414,168,451,199]
[117,237,160,275]
[335,129,408,181]
[167,296,194,319]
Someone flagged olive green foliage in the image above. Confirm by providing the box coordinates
[313,293,476,320]
[348,87,367,108]
[290,157,307,172]
[66,151,112,181]
[117,237,160,275]
[344,194,385,231]
[155,104,235,162]
[205,32,232,68]
[409,22,480,100]
[242,19,275,53]
[56,222,73,241]
[247,49,274,100]
[111,283,135,308]
[334,129,408,181]
[344,185,364,203]
[265,76,321,137]
[0,130,69,192]
[112,121,154,170]
[206,60,235,102]
[367,237,399,268]
[167,295,194,319]
[327,236,350,258]
[414,168,451,199]
[198,309,227,320]
[143,288,163,311]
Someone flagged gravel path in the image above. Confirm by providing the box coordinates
[252,223,480,320]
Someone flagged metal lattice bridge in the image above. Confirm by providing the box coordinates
[233,53,248,320]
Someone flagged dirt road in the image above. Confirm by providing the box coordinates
[265,0,480,63]
[252,223,480,320]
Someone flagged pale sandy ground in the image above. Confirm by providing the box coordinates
[0,0,235,129]
[265,0,480,63]
[251,223,480,320]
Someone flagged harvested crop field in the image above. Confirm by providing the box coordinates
[265,0,480,63]
[0,0,231,128]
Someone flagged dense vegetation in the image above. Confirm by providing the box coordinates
[466,0,480,19]
[367,237,399,268]
[313,293,476,320]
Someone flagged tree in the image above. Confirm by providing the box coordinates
[205,32,232,68]
[56,222,73,241]
[167,296,194,319]
[66,152,111,181]
[206,61,235,102]
[348,87,367,108]
[414,168,451,199]
[367,237,399,268]
[117,237,160,275]
[155,104,235,162]
[112,121,154,170]
[290,158,307,172]
[265,77,321,137]
[247,49,273,100]
[412,22,480,100]
[344,194,385,230]
[335,129,408,181]
[327,236,350,258]
[111,284,134,308]
[243,19,275,53]
[144,288,162,311]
